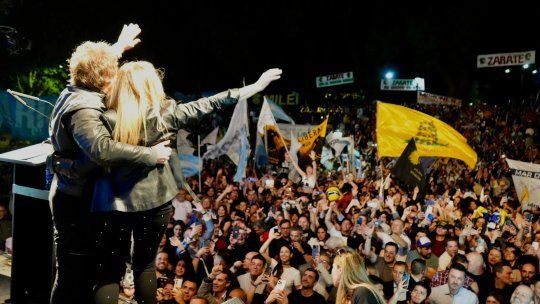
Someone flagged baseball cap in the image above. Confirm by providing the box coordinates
[417,236,432,248]
[437,220,449,228]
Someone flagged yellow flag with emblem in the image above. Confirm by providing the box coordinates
[298,116,328,157]
[376,101,477,169]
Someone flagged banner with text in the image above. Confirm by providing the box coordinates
[506,159,540,208]
[276,123,314,139]
[264,118,328,165]
[380,78,425,91]
[252,92,300,106]
[417,91,462,107]
[316,72,354,88]
[477,51,535,68]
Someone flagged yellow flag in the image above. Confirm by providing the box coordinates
[263,117,328,164]
[299,116,328,156]
[376,101,477,168]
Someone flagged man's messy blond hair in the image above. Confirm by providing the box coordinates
[68,41,118,92]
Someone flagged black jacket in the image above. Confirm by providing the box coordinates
[93,89,240,212]
[48,85,158,196]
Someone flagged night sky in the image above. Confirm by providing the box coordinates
[1,1,539,103]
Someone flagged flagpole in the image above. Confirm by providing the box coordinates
[349,135,356,175]
[264,126,268,154]
[198,135,202,193]
[272,125,291,155]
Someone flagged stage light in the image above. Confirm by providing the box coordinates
[504,69,510,74]
[523,64,530,69]
[384,71,395,80]
[533,69,537,74]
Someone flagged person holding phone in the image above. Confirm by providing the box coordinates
[289,226,313,267]
[312,252,333,300]
[388,281,431,304]
[259,239,301,293]
[383,262,410,302]
[238,254,268,304]
[197,264,241,304]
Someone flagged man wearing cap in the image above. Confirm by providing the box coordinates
[406,236,439,278]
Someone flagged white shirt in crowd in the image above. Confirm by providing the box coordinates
[429,284,478,304]
[237,273,266,295]
[270,259,301,293]
[438,250,465,271]
[172,198,192,223]
[301,175,316,189]
[377,231,412,252]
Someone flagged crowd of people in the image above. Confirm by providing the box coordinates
[147,98,539,304]
[0,23,539,304]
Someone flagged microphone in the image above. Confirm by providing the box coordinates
[6,89,50,119]
[6,89,54,107]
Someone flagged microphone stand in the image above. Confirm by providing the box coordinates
[6,89,51,119]
[7,89,55,107]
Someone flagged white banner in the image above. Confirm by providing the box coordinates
[316,72,354,88]
[380,78,425,91]
[203,99,249,165]
[477,51,535,68]
[417,91,462,107]
[276,123,315,139]
[506,158,540,208]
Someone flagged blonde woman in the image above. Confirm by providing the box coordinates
[332,251,386,304]
[92,61,281,304]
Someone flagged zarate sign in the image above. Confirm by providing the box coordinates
[477,51,535,68]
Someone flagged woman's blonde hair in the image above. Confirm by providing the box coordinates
[68,41,118,92]
[334,251,386,304]
[108,61,167,145]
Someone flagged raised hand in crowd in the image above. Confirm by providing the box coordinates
[209,264,223,280]
[169,236,185,251]
[265,289,288,304]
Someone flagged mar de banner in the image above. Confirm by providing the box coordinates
[417,91,462,107]
[380,78,425,91]
[506,159,540,208]
[477,51,535,68]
